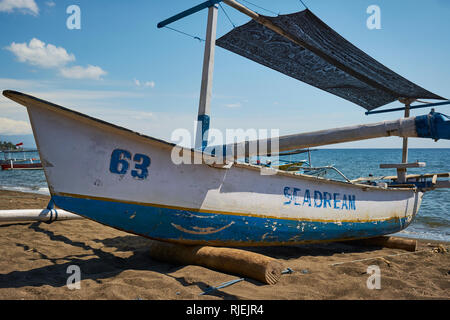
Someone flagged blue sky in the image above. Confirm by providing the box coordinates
[0,0,449,149]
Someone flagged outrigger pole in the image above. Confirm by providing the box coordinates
[366,99,450,182]
[213,111,450,161]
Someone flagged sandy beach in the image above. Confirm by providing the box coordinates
[0,189,448,300]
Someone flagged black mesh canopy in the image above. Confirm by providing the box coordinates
[216,9,445,111]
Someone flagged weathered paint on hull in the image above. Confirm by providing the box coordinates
[52,193,415,246]
[5,91,423,246]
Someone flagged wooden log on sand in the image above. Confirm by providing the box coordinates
[347,236,417,252]
[149,241,284,285]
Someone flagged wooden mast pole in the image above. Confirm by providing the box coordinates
[399,105,411,182]
[402,105,411,163]
[195,4,218,150]
[398,100,414,182]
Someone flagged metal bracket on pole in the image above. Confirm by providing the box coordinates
[157,0,223,28]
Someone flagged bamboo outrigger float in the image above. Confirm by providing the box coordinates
[2,0,450,246]
[0,209,82,223]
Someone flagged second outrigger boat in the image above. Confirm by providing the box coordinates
[3,0,450,246]
[0,149,42,170]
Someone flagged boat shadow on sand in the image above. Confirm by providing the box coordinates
[0,222,241,298]
[0,221,383,297]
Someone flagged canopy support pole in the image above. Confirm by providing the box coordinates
[195,4,218,150]
[308,148,312,167]
[365,100,450,115]
[398,105,411,182]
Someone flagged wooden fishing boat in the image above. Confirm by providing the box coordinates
[1,161,42,170]
[3,0,450,246]
[0,150,42,170]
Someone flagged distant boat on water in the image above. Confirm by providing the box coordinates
[0,149,42,170]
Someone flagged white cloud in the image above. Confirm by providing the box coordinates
[130,111,154,120]
[134,79,155,88]
[60,65,107,80]
[0,117,32,135]
[0,0,39,15]
[22,89,141,106]
[5,38,75,68]
[45,1,55,7]
[5,39,107,81]
[224,102,242,108]
[144,81,155,88]
[0,77,49,90]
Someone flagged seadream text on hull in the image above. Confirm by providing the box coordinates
[3,90,423,246]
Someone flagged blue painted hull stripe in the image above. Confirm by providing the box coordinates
[52,195,410,245]
[55,192,403,224]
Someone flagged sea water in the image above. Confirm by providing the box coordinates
[0,149,448,242]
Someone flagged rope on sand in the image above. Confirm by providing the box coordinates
[329,249,430,267]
